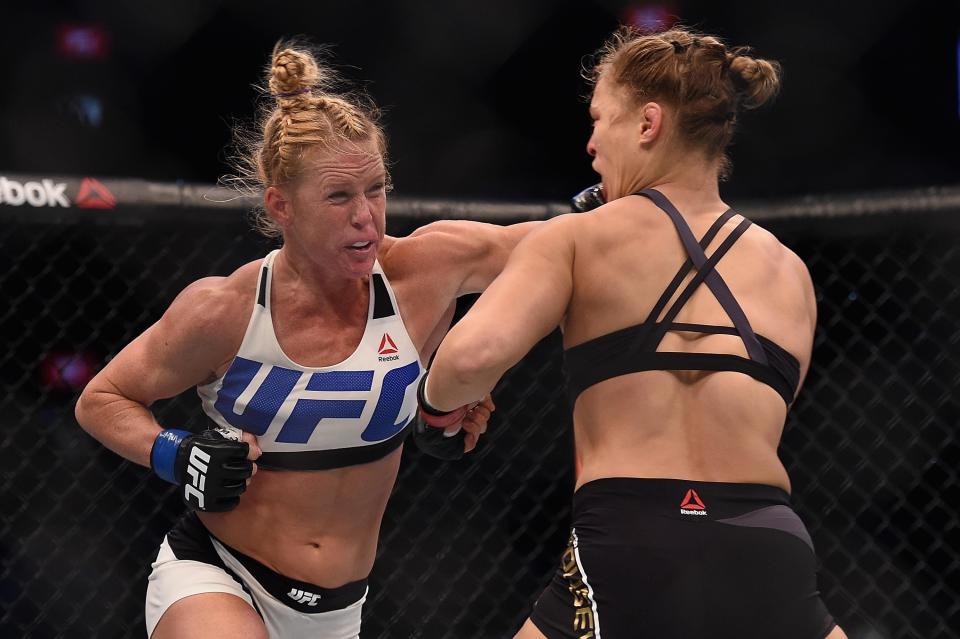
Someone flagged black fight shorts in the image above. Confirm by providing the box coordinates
[529,478,836,639]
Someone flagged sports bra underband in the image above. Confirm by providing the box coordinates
[563,188,801,406]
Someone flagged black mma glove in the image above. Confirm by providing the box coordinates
[150,427,253,512]
[412,372,472,461]
[571,183,605,212]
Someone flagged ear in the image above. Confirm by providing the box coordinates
[265,186,293,230]
[637,102,664,146]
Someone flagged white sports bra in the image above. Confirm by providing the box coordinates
[197,250,423,470]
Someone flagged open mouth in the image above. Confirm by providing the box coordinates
[347,241,375,254]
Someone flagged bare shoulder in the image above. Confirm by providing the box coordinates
[380,220,493,275]
[594,194,661,220]
[742,222,816,323]
[160,259,261,349]
[781,243,813,286]
[520,212,582,248]
[777,241,816,321]
[745,222,811,282]
[376,233,411,277]
[91,258,264,400]
[571,195,666,248]
[380,218,542,298]
[598,194,673,229]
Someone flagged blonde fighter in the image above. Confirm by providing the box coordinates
[76,43,533,639]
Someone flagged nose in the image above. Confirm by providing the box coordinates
[351,195,374,228]
[586,134,597,158]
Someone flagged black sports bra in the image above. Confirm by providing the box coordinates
[564,188,801,406]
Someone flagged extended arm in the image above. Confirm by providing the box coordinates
[424,216,577,411]
[386,218,542,458]
[388,219,542,306]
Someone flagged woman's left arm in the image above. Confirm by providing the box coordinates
[398,219,542,296]
[424,215,577,410]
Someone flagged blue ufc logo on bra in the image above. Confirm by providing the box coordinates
[213,357,420,444]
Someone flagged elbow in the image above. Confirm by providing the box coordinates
[441,331,507,388]
[74,386,95,435]
[75,381,110,438]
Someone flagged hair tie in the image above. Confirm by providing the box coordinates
[720,54,734,72]
[274,87,311,98]
[692,37,702,48]
[670,41,686,54]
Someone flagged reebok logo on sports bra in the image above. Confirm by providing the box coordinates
[197,250,424,471]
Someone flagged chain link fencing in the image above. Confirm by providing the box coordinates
[0,176,958,638]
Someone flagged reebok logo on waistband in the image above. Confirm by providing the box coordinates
[680,488,708,516]
[287,588,322,606]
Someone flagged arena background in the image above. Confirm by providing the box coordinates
[1,1,958,638]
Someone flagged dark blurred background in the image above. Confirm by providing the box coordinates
[1,0,957,200]
[1,2,960,639]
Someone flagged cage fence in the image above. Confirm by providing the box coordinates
[0,176,958,638]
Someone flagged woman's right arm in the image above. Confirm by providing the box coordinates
[75,277,246,467]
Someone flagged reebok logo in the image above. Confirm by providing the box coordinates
[287,588,322,606]
[378,333,400,362]
[183,447,210,510]
[378,333,398,354]
[0,177,69,208]
[76,177,116,209]
[680,488,708,516]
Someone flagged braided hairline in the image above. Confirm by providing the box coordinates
[314,94,370,139]
[588,26,780,180]
[595,28,751,97]
[265,92,377,185]
[228,42,391,238]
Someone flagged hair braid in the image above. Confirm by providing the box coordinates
[589,26,780,178]
[224,40,389,238]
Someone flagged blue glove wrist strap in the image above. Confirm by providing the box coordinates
[151,429,191,485]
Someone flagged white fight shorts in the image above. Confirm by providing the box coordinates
[145,513,367,638]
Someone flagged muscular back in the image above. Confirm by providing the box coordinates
[563,193,816,492]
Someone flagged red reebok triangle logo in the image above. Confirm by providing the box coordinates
[680,489,706,510]
[378,333,398,355]
[76,177,116,209]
